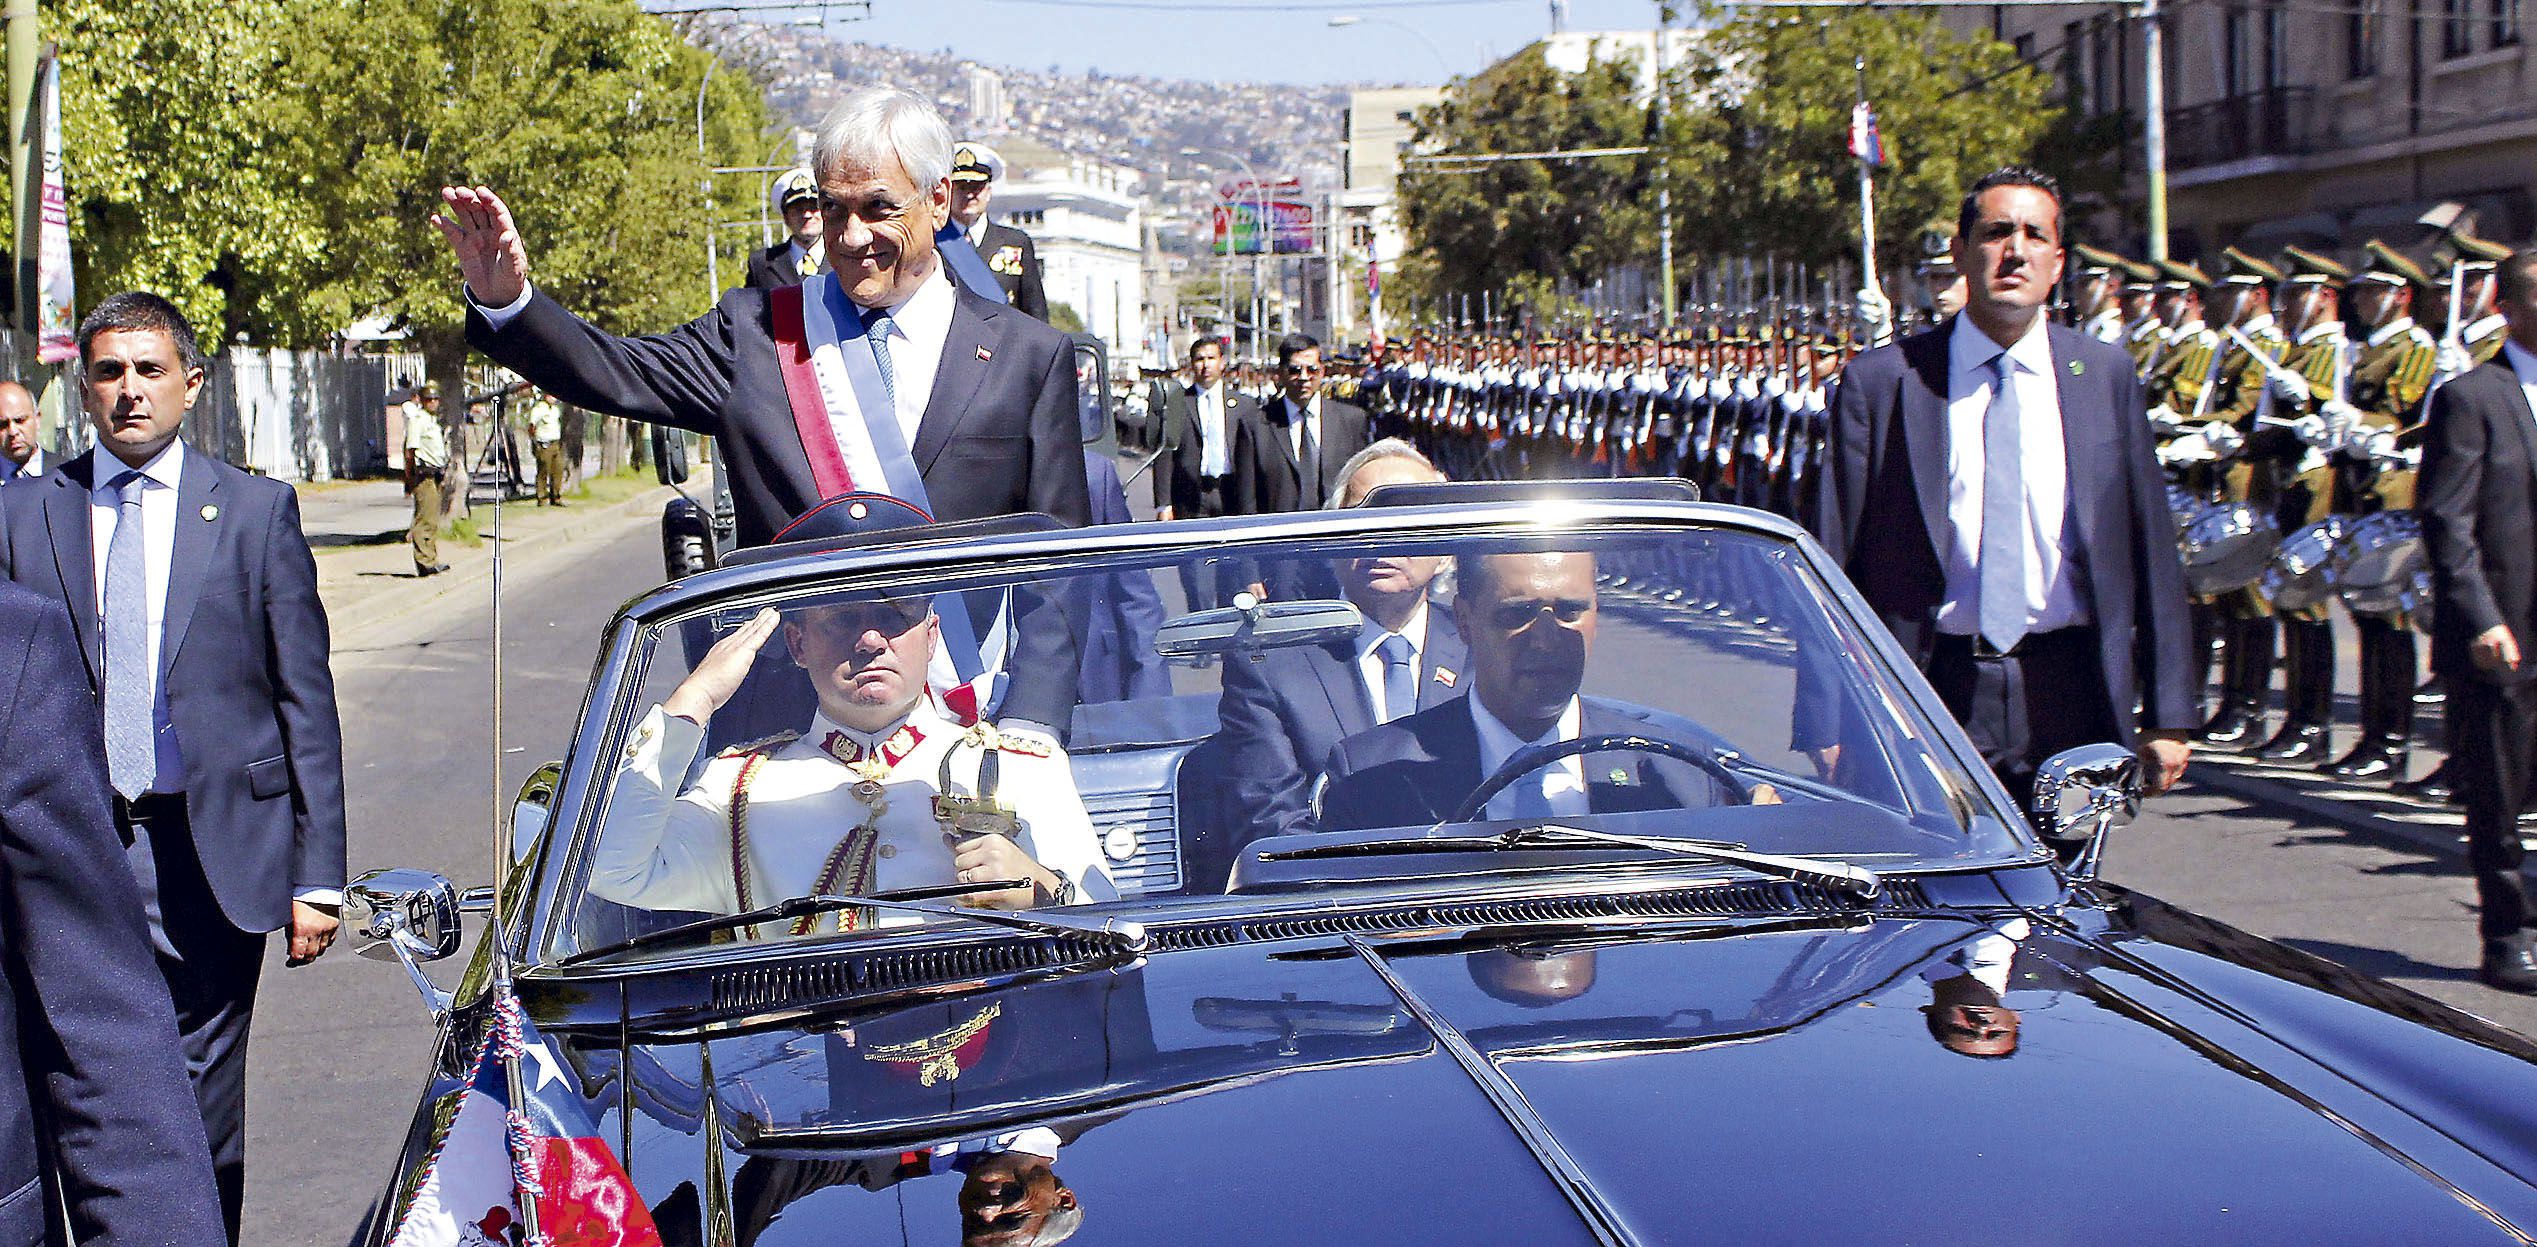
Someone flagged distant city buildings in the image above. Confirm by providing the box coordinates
[961,64,1009,132]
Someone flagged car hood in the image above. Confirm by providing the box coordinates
[584,909,2537,1245]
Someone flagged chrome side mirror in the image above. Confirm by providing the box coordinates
[346,868,465,1023]
[512,761,562,865]
[2030,743,2142,884]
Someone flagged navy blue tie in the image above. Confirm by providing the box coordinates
[1377,633,1415,723]
[103,469,152,798]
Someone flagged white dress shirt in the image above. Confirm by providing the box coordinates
[8,447,44,479]
[1936,313,2089,637]
[89,442,186,795]
[2501,339,2537,428]
[1469,695,1586,821]
[1351,600,1431,724]
[1193,383,1230,478]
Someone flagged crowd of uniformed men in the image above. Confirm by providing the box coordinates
[1140,214,2513,806]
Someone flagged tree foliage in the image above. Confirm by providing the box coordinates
[1396,11,2068,311]
[53,0,772,354]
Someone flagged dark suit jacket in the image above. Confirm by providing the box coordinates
[1151,382,1233,515]
[1230,395,1371,517]
[2421,359,2537,687]
[1317,697,1732,832]
[976,222,1049,323]
[1076,452,1168,705]
[0,582,226,1246]
[0,447,349,934]
[465,281,1092,547]
[743,241,808,291]
[1217,609,1470,845]
[1810,318,2195,746]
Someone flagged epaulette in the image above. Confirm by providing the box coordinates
[716,729,801,758]
[994,733,1054,759]
[2404,324,2437,349]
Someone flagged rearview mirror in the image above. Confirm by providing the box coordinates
[345,868,465,1023]
[2030,743,2141,884]
[1155,593,1363,663]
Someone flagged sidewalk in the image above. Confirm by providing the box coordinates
[298,466,700,644]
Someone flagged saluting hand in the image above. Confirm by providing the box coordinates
[430,186,531,309]
[663,608,781,724]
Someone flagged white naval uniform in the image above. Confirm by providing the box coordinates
[591,700,1115,927]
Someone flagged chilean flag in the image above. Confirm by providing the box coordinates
[1848,101,1885,166]
[388,997,661,1247]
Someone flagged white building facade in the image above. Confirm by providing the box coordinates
[993,161,1154,368]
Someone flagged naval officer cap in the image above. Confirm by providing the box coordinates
[771,167,819,215]
[950,142,1004,184]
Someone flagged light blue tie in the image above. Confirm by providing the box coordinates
[863,306,900,425]
[103,469,153,799]
[1376,633,1415,723]
[1977,352,2027,655]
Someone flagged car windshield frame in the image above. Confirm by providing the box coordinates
[516,497,2046,970]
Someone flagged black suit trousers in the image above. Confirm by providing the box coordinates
[1925,627,2115,813]
[2449,676,2537,937]
[118,800,262,1240]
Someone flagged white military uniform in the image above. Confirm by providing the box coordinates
[591,699,1115,930]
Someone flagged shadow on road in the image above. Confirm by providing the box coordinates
[310,529,407,549]
[2277,937,2478,984]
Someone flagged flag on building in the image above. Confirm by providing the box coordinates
[1847,101,1885,168]
[387,994,662,1247]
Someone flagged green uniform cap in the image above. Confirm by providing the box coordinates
[2277,245,2351,285]
[2217,246,2283,286]
[2153,258,2212,291]
[2354,239,2433,289]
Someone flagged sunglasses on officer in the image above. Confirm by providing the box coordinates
[791,598,932,640]
[1481,596,1596,633]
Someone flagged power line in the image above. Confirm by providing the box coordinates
[983,0,1514,10]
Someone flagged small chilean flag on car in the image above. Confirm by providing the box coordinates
[387,993,662,1247]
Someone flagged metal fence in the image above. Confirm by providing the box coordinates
[15,322,423,483]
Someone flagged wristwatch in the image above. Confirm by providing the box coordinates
[1038,873,1079,907]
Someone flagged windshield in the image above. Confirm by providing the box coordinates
[546,517,2018,963]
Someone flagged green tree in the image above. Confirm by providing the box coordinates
[1670,9,2061,268]
[1395,45,1656,322]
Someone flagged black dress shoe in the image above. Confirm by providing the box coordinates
[2251,721,2329,764]
[2483,932,2537,994]
[2323,738,2407,783]
[2391,766,2456,804]
[2200,705,2264,750]
[416,562,452,578]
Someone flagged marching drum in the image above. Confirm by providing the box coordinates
[2261,518,2343,613]
[2330,510,2431,622]
[2181,502,2281,596]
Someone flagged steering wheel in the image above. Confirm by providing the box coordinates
[1447,732,1753,825]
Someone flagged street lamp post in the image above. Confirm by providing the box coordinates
[1327,14,1455,80]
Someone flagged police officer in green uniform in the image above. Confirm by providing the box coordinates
[2120,259,2166,378]
[2248,245,2353,763]
[400,382,450,577]
[2325,240,2440,782]
[2198,248,2294,749]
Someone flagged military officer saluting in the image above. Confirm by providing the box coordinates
[592,534,1114,927]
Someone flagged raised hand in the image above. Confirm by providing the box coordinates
[662,608,781,724]
[429,185,532,309]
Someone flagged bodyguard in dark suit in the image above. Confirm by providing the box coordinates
[1154,335,1241,609]
[1076,450,1168,704]
[0,580,226,1246]
[2418,249,2537,991]
[1231,333,1372,517]
[742,167,822,291]
[1320,550,1735,832]
[1216,443,1464,853]
[0,292,349,1237]
[1812,168,2195,809]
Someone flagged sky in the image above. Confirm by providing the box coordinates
[763,0,1675,87]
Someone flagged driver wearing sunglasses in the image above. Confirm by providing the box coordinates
[589,596,1114,932]
[1318,550,1765,831]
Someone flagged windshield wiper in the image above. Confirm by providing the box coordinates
[1260,824,1882,901]
[558,881,1150,966]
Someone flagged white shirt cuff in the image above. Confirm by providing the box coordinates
[468,282,536,331]
[294,887,344,908]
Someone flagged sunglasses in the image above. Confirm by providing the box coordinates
[1483,597,1595,632]
[800,602,930,638]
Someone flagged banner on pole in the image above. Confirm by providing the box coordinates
[1847,101,1886,168]
[35,50,74,364]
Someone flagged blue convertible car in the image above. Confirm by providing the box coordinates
[348,481,2537,1245]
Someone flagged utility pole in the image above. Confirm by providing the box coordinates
[1654,4,1676,323]
[6,0,35,334]
[2139,0,2169,261]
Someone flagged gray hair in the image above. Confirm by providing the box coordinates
[811,85,953,193]
[1324,437,1443,509]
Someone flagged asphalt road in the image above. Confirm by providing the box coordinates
[241,479,2537,1242]
[243,513,665,1244]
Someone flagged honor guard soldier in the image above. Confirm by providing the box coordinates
[2197,247,2293,749]
[591,496,1116,926]
[2069,244,2128,343]
[2248,245,2354,763]
[2120,258,2167,376]
[2144,260,2220,430]
[1915,230,1967,327]
[2428,233,2512,384]
[2326,240,2441,781]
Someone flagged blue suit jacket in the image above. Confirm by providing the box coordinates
[0,581,225,1246]
[1809,318,2195,745]
[1216,610,1471,845]
[1317,696,1732,832]
[1075,452,1168,704]
[0,447,349,933]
